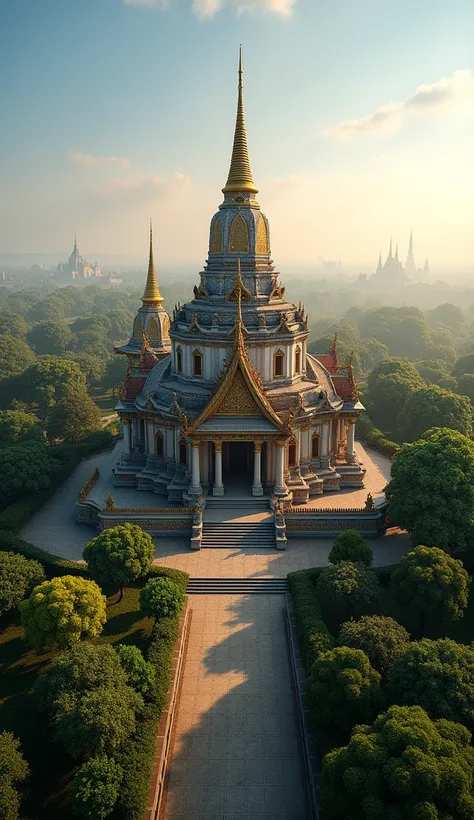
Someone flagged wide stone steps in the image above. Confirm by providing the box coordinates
[200,522,275,549]
[205,498,270,510]
[186,577,289,594]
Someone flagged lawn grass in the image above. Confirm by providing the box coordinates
[0,585,155,820]
[91,388,117,416]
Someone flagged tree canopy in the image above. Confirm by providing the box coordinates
[0,441,56,503]
[0,312,29,340]
[398,385,472,442]
[0,335,35,381]
[365,358,424,436]
[386,427,474,551]
[0,409,41,447]
[307,646,382,731]
[457,372,474,403]
[453,352,474,379]
[338,615,409,679]
[72,756,123,820]
[0,731,29,820]
[316,561,382,626]
[27,320,73,356]
[83,524,154,600]
[20,575,106,651]
[320,705,474,820]
[388,639,474,730]
[139,577,185,622]
[328,530,373,568]
[114,644,155,695]
[0,552,45,616]
[46,389,101,443]
[18,357,86,416]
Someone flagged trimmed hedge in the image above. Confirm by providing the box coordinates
[288,570,334,670]
[356,413,400,458]
[0,530,88,578]
[116,574,188,820]
[0,431,115,534]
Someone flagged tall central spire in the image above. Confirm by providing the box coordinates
[222,47,258,196]
[141,219,163,304]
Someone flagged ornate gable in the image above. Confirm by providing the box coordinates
[215,368,260,416]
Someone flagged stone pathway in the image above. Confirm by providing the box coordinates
[163,594,307,820]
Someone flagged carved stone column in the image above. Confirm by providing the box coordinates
[189,441,202,495]
[123,419,132,455]
[274,440,287,496]
[252,442,263,496]
[346,418,357,463]
[213,441,224,496]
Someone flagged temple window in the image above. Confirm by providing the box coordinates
[134,317,143,338]
[179,438,187,465]
[147,318,159,340]
[295,345,301,374]
[155,432,164,457]
[193,349,203,377]
[311,433,320,459]
[229,214,250,253]
[288,440,297,467]
[176,346,183,373]
[273,349,284,378]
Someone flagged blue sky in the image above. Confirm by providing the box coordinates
[1,0,473,270]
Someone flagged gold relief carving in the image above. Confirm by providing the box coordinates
[134,317,143,338]
[147,318,159,340]
[162,314,170,340]
[254,442,263,452]
[210,217,223,254]
[256,215,269,254]
[229,214,250,253]
[191,440,200,448]
[214,441,223,452]
[216,369,260,416]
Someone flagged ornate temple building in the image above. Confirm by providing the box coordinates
[372,232,429,287]
[57,235,101,281]
[113,52,365,506]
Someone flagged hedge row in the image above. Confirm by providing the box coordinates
[356,413,400,458]
[0,430,115,534]
[116,580,188,820]
[288,569,334,670]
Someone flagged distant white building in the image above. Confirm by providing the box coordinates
[57,235,101,280]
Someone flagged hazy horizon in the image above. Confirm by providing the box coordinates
[1,0,473,269]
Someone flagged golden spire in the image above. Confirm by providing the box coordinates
[222,47,258,196]
[141,219,163,304]
[229,259,248,339]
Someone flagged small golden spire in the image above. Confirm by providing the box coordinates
[141,219,163,304]
[223,47,258,196]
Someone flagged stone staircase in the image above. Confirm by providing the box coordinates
[186,577,289,594]
[200,520,276,549]
[205,497,270,511]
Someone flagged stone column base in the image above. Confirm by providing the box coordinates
[252,485,264,496]
[213,484,224,496]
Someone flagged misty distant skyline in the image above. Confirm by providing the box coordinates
[1,0,473,269]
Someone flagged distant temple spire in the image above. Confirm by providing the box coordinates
[394,244,399,262]
[376,252,382,275]
[405,228,417,277]
[222,47,258,196]
[423,257,430,276]
[141,219,163,304]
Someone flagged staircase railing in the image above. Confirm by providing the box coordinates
[190,495,205,550]
[272,497,288,550]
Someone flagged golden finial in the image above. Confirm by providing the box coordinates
[222,47,258,196]
[141,219,164,304]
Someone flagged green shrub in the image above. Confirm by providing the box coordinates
[72,755,122,820]
[0,731,30,820]
[115,645,155,696]
[0,530,88,577]
[329,530,373,568]
[0,551,45,615]
[307,646,383,731]
[288,570,334,669]
[338,615,410,679]
[139,577,185,621]
[316,562,382,628]
[83,524,155,600]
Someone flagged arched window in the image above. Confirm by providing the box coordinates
[193,349,203,377]
[273,349,284,378]
[176,345,183,373]
[295,345,301,374]
[147,318,159,340]
[134,317,143,338]
[155,431,164,457]
[179,438,187,465]
[311,433,320,459]
[288,439,297,467]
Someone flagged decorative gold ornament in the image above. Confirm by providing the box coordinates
[222,47,258,196]
[210,216,223,254]
[229,213,250,253]
[256,215,269,254]
[141,219,164,304]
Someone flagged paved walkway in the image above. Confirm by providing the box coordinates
[163,594,307,820]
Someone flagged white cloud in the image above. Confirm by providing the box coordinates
[124,0,296,17]
[90,171,190,203]
[69,152,131,168]
[325,69,474,140]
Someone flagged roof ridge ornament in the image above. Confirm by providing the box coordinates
[141,219,164,304]
[222,47,258,196]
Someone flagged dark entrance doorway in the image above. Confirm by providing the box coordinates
[223,441,252,483]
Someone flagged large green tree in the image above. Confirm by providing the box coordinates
[72,756,123,820]
[0,409,41,447]
[358,338,389,373]
[114,644,155,695]
[0,312,29,340]
[415,359,458,390]
[320,705,474,820]
[386,427,474,551]
[307,646,382,731]
[18,357,86,417]
[0,552,45,616]
[453,352,474,379]
[388,639,474,730]
[316,562,382,627]
[365,358,424,436]
[0,335,35,381]
[457,373,474,403]
[0,732,29,820]
[0,441,55,503]
[71,352,107,388]
[139,577,185,622]
[328,530,373,568]
[20,575,106,651]
[83,523,154,601]
[338,615,409,679]
[27,320,74,356]
[46,389,101,443]
[398,385,472,442]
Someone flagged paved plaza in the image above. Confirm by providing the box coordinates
[163,594,308,820]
